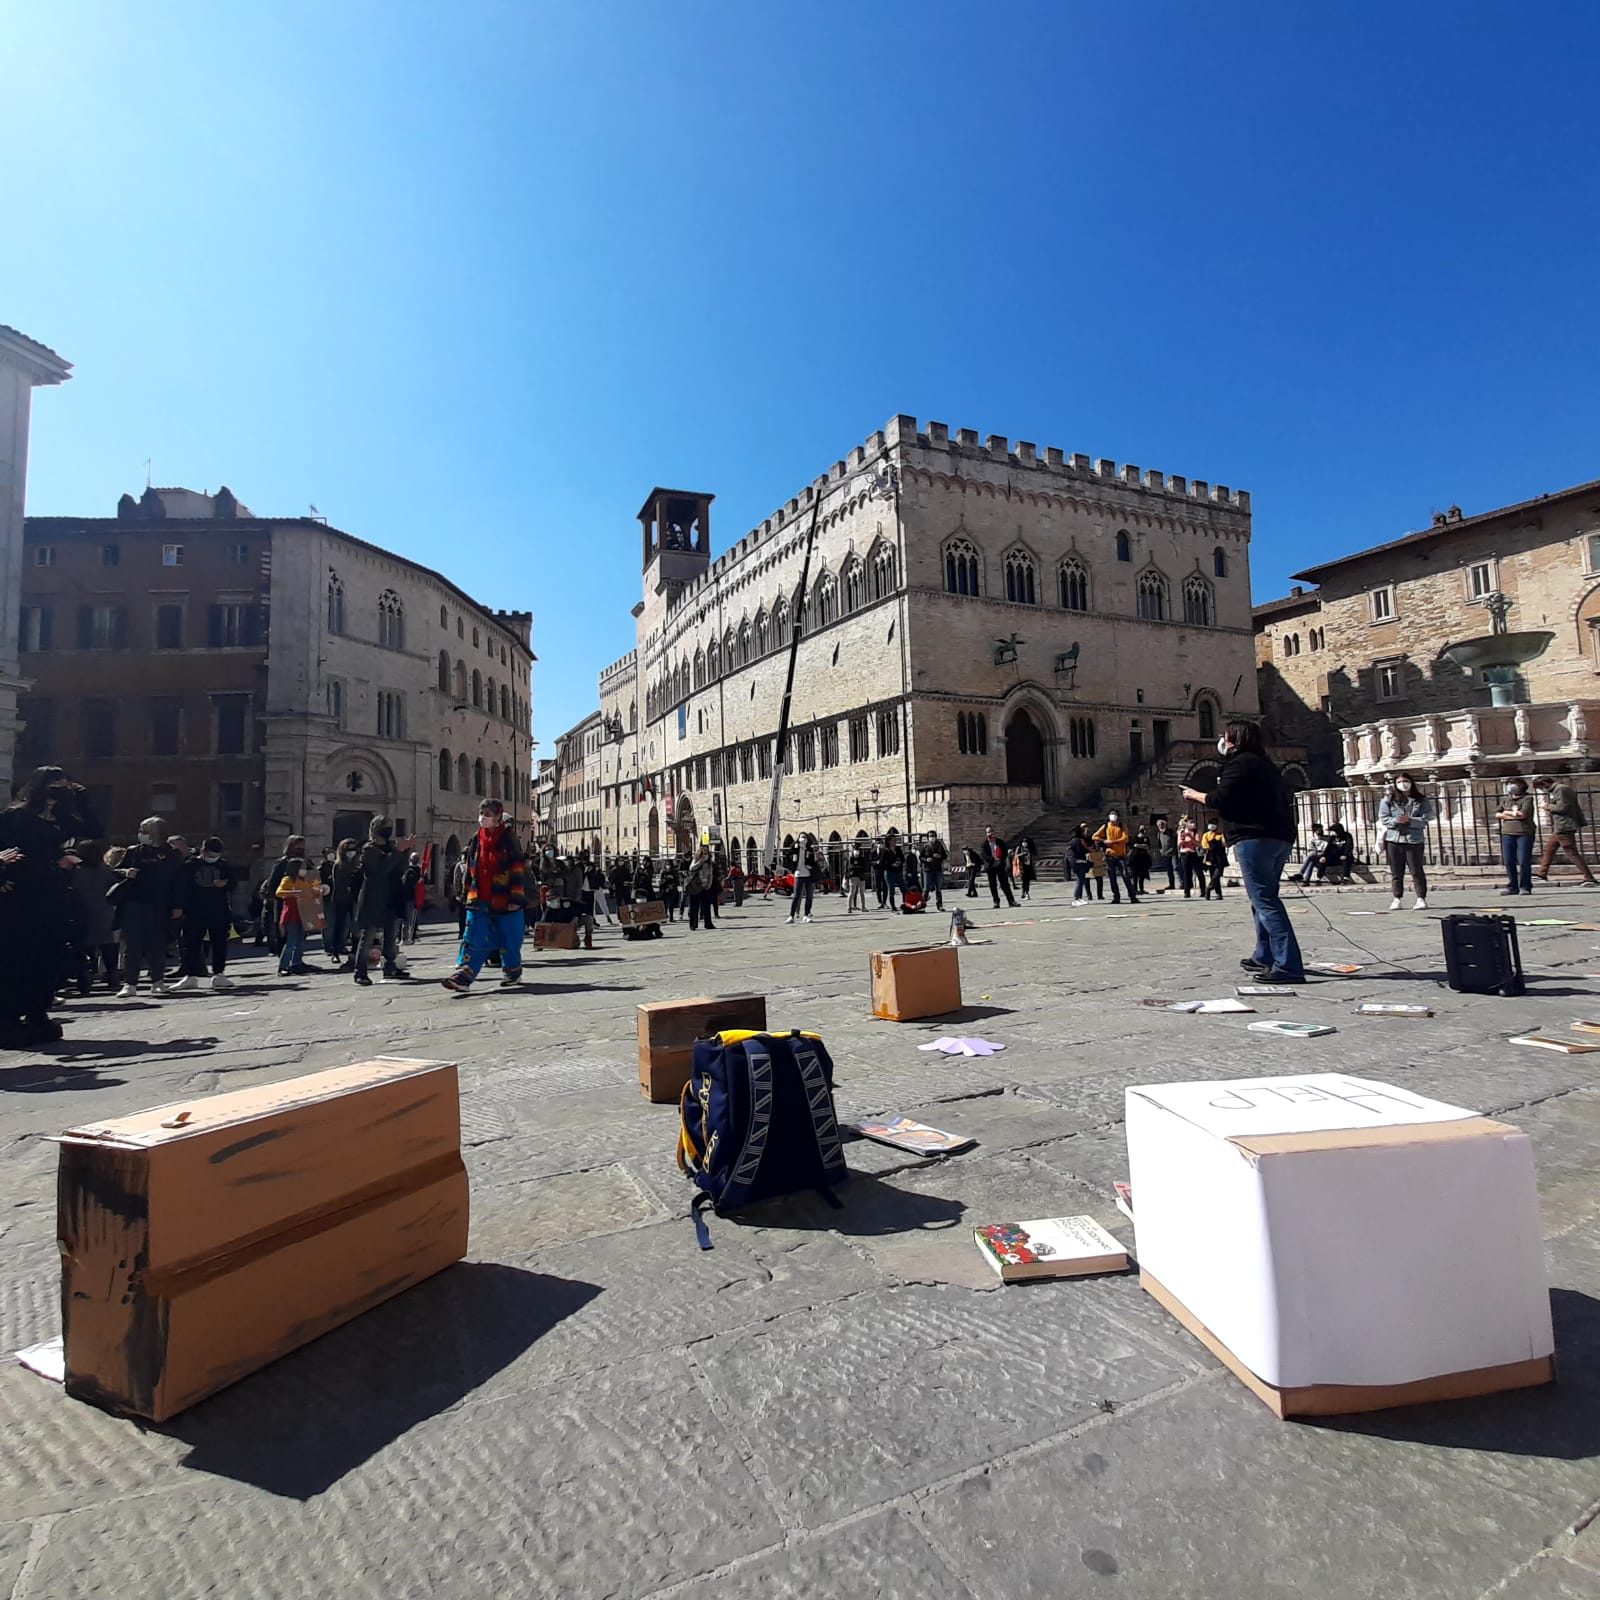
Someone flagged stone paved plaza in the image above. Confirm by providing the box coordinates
[2,879,1599,1598]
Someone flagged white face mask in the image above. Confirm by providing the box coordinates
[1107,813,1119,824]
[202,853,220,863]
[1216,736,1231,757]
[137,832,153,846]
[1396,781,1413,793]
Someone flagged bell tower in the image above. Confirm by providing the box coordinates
[637,488,713,641]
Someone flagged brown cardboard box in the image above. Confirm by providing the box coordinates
[619,900,667,927]
[870,945,962,1021]
[56,1057,466,1422]
[637,993,767,1102]
[533,920,580,950]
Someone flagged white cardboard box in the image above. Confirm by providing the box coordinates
[1126,1074,1554,1413]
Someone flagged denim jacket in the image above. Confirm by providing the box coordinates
[1378,794,1432,844]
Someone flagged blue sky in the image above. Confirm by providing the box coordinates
[9,0,1598,747]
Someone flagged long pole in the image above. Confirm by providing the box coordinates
[762,490,825,873]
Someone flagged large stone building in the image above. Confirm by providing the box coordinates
[1256,474,1600,784]
[0,324,72,799]
[18,487,533,887]
[558,414,1257,868]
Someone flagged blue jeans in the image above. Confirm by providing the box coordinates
[456,908,525,981]
[789,877,814,917]
[1233,837,1304,978]
[1106,857,1137,903]
[1501,833,1533,892]
[279,919,305,974]
[1072,862,1090,899]
[923,866,945,908]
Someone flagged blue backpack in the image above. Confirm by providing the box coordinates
[677,1029,847,1246]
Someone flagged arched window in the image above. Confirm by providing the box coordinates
[1059,558,1090,612]
[720,632,733,673]
[485,676,496,715]
[841,558,864,614]
[693,649,705,690]
[773,594,789,643]
[944,538,980,596]
[1004,550,1037,605]
[1197,699,1217,740]
[437,650,450,693]
[738,621,752,665]
[439,749,452,790]
[1069,716,1097,758]
[755,610,769,656]
[1137,569,1168,622]
[440,605,448,628]
[327,572,345,634]
[956,711,989,754]
[473,757,485,795]
[500,685,510,719]
[328,679,342,723]
[490,763,501,800]
[629,699,636,731]
[378,590,404,650]
[1213,546,1227,578]
[457,753,470,792]
[1115,530,1132,562]
[813,574,837,627]
[472,627,480,648]
[471,669,482,707]
[453,661,467,702]
[457,616,464,638]
[1182,575,1214,627]
[870,544,897,600]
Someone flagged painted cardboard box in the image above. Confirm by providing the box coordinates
[870,946,962,1022]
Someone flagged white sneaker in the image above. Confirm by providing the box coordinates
[117,983,138,998]
[803,914,813,924]
[1388,897,1403,911]
[786,915,795,925]
[171,975,200,992]
[151,983,170,995]
[211,974,233,990]
[1413,898,1428,911]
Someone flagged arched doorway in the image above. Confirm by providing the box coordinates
[675,795,696,859]
[443,833,461,892]
[1196,695,1220,741]
[1004,709,1046,788]
[647,806,660,856]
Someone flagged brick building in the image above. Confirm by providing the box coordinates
[19,487,534,888]
[559,414,1257,869]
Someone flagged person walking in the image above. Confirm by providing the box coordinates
[351,817,412,984]
[658,858,681,921]
[329,839,363,963]
[173,836,239,989]
[114,817,184,997]
[847,841,870,913]
[608,854,633,911]
[1183,721,1304,984]
[258,833,306,958]
[981,827,1018,909]
[1200,820,1228,900]
[872,843,889,909]
[1153,818,1178,893]
[1175,816,1201,898]
[1533,775,1598,885]
[1497,778,1536,896]
[399,852,424,943]
[441,800,527,992]
[1015,837,1036,902]
[1127,830,1151,898]
[920,833,948,911]
[787,833,818,924]
[1092,813,1138,905]
[962,844,982,899]
[686,843,718,930]
[728,859,745,907]
[275,858,326,976]
[1067,824,1092,904]
[882,835,906,912]
[1378,773,1432,910]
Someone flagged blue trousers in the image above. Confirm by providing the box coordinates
[1233,837,1305,979]
[1501,833,1533,892]
[457,908,525,980]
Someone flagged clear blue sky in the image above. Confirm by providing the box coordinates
[10,1,1598,747]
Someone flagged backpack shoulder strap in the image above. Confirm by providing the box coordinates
[791,1037,844,1180]
[720,1036,775,1210]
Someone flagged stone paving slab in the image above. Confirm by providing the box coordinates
[2,880,1599,1597]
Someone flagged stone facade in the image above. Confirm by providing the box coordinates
[1256,475,1600,782]
[0,324,71,799]
[19,488,533,888]
[565,415,1257,867]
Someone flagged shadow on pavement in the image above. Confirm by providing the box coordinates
[0,1061,129,1091]
[1314,1288,1600,1461]
[730,1170,967,1238]
[160,1262,601,1499]
[29,1036,221,1063]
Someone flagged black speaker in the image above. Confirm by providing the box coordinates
[1441,913,1525,996]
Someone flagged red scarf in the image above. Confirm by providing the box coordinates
[474,826,502,902]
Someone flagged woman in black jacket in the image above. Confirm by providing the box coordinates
[1182,721,1304,983]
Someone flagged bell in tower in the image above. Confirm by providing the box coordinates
[637,488,714,636]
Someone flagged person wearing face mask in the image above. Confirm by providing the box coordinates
[351,815,414,984]
[328,839,363,965]
[1496,778,1536,895]
[1377,773,1432,911]
[1532,775,1598,886]
[1182,722,1304,984]
[114,816,184,997]
[442,800,526,992]
[0,767,103,1043]
[172,836,240,990]
[981,826,1018,909]
[1092,812,1138,905]
[258,833,307,953]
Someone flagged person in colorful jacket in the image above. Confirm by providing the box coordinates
[442,800,527,992]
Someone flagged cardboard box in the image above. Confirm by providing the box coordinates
[533,920,580,950]
[637,993,767,1103]
[57,1057,467,1421]
[870,945,962,1022]
[1126,1074,1554,1416]
[619,900,667,927]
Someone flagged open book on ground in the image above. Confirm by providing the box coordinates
[972,1215,1129,1283]
[850,1117,975,1156]
[1512,1035,1600,1055]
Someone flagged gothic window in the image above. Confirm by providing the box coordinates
[709,637,724,678]
[457,753,470,792]
[773,594,790,644]
[629,699,636,730]
[439,605,448,628]
[876,704,901,755]
[378,590,404,650]
[1213,546,1227,578]
[821,723,840,768]
[870,544,897,600]
[944,538,980,596]
[500,685,510,719]
[1137,569,1168,622]
[1197,699,1217,740]
[841,558,864,614]
[490,763,502,800]
[693,648,706,690]
[1059,558,1090,612]
[798,729,816,772]
[1182,575,1214,627]
[472,627,480,648]
[755,610,769,656]
[439,749,452,790]
[454,660,467,702]
[737,621,751,666]
[437,650,450,693]
[1115,530,1132,562]
[849,714,869,762]
[327,573,345,634]
[957,711,989,754]
[471,668,482,708]
[814,573,837,627]
[485,676,496,714]
[1069,716,1096,758]
[1003,550,1037,605]
[474,758,485,795]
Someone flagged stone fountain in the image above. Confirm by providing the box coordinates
[1436,593,1553,708]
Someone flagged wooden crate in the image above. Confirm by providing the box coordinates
[636,994,767,1102]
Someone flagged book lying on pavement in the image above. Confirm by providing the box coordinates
[1169,998,1255,1014]
[1511,1035,1600,1055]
[1113,1181,1134,1221]
[1310,962,1362,974]
[1237,984,1291,997]
[1357,1003,1433,1017]
[850,1117,975,1156]
[972,1215,1129,1283]
[1569,1020,1600,1035]
[1247,1020,1338,1038]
